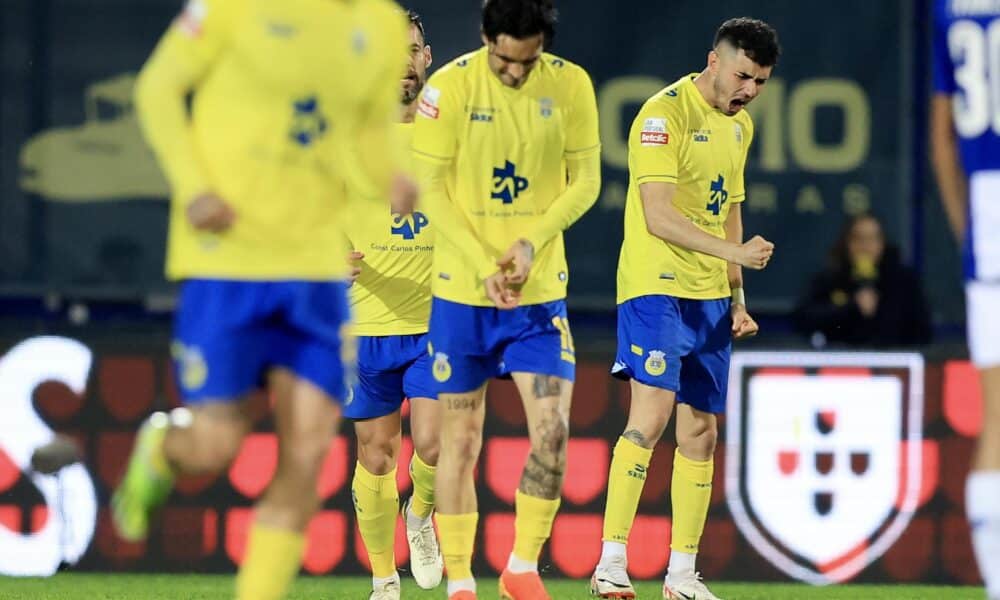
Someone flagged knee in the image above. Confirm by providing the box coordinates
[442,426,481,468]
[411,429,440,466]
[280,435,332,488]
[533,415,568,463]
[357,435,400,476]
[622,417,669,449]
[187,410,247,472]
[676,422,718,458]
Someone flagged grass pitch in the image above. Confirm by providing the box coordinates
[0,574,983,599]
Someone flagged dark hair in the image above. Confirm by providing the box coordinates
[714,17,781,67]
[829,212,887,273]
[405,9,427,44]
[482,0,558,48]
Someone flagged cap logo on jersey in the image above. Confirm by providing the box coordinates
[491,161,529,204]
[707,174,728,216]
[640,117,669,146]
[418,85,441,120]
[289,97,328,147]
[391,211,430,240]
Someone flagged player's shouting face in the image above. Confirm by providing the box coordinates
[702,17,780,116]
[402,21,432,105]
[709,42,772,116]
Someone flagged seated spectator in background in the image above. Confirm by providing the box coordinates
[794,213,932,347]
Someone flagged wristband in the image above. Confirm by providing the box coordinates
[731,287,746,307]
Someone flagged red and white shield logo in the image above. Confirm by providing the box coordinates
[725,352,924,585]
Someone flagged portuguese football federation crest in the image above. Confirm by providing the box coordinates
[725,352,924,585]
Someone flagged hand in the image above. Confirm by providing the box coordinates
[497,239,535,285]
[390,173,418,216]
[347,251,364,286]
[731,303,759,339]
[733,235,774,270]
[186,193,236,232]
[854,287,879,318]
[484,271,521,310]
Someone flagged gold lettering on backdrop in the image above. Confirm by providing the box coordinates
[19,73,169,201]
[795,185,825,214]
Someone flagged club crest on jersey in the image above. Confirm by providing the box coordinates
[540,97,554,118]
[644,350,667,376]
[432,352,452,382]
[725,353,925,585]
[735,123,744,144]
[491,161,529,204]
[640,118,669,146]
[391,211,429,240]
[289,97,327,147]
[418,85,441,120]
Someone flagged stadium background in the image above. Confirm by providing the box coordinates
[0,0,983,589]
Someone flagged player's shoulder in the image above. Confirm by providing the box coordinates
[426,49,482,90]
[638,78,689,120]
[539,52,590,82]
[360,0,408,23]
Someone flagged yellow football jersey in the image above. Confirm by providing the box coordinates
[411,47,601,307]
[135,0,407,281]
[617,74,754,303]
[347,123,432,336]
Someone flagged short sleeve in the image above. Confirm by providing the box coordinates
[162,0,238,72]
[412,71,463,165]
[629,96,680,185]
[932,2,956,94]
[564,66,601,158]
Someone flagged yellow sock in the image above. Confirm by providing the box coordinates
[235,523,305,600]
[408,452,436,519]
[437,512,478,580]
[670,448,714,553]
[352,462,399,578]
[602,436,653,543]
[512,490,560,563]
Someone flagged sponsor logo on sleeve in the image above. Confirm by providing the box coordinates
[640,117,669,146]
[417,85,441,120]
[176,0,207,37]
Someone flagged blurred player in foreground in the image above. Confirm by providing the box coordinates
[931,2,1000,598]
[343,10,442,600]
[412,0,601,597]
[590,17,778,600]
[111,1,408,599]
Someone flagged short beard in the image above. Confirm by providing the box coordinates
[401,82,423,106]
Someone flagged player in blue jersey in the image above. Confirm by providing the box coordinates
[932,1,1000,597]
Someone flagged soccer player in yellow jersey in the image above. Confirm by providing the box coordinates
[412,1,601,598]
[590,18,779,600]
[344,10,443,600]
[109,1,408,599]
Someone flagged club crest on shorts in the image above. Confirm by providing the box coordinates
[644,350,667,377]
[725,352,925,585]
[170,341,208,391]
[432,352,452,383]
